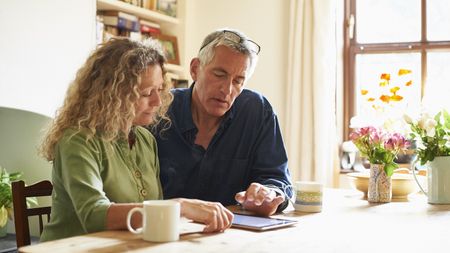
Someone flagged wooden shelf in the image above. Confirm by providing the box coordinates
[97,0,179,25]
[96,0,186,78]
[165,63,185,75]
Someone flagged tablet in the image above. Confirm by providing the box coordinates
[231,213,298,231]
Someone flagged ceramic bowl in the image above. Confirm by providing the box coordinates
[347,171,425,199]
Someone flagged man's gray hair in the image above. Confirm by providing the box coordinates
[197,28,259,79]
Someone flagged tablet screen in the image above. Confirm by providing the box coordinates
[231,214,298,231]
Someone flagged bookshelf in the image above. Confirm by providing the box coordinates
[97,0,179,25]
[96,0,186,77]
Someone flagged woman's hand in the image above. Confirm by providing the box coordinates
[175,198,234,233]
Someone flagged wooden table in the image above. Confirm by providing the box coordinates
[19,188,450,253]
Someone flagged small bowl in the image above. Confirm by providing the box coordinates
[347,171,425,199]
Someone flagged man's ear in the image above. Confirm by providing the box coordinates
[190,58,200,81]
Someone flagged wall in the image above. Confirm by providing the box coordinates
[184,0,290,129]
[0,0,97,236]
[0,0,97,118]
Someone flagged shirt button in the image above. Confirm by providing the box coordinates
[134,170,142,178]
[140,189,147,196]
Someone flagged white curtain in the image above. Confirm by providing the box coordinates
[285,0,340,186]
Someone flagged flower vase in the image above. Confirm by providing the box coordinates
[368,163,392,203]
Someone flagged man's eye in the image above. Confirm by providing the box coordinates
[233,79,244,86]
[213,72,226,78]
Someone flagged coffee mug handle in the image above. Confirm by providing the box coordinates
[411,158,427,196]
[127,207,144,234]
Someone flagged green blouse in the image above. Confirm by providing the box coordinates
[40,127,163,242]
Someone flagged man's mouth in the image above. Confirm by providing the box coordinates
[213,98,228,104]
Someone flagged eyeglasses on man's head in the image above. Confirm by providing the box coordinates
[199,30,261,55]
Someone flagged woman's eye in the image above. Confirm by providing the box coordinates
[142,91,153,97]
[142,88,162,97]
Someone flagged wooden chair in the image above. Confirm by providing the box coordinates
[12,180,53,247]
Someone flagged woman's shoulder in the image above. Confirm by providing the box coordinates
[57,128,104,150]
[135,126,156,144]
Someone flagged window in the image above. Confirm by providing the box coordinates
[343,0,450,139]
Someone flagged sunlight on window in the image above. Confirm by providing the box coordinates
[356,0,421,43]
[424,52,450,113]
[427,0,450,41]
[353,54,421,129]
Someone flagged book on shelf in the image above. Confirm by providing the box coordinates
[166,72,188,89]
[139,19,161,35]
[103,25,119,42]
[120,0,144,8]
[102,16,140,32]
[100,10,139,22]
[173,79,189,88]
[143,0,157,10]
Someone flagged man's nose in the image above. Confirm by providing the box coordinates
[219,79,233,95]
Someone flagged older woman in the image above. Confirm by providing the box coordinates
[40,37,233,242]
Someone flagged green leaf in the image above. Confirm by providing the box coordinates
[434,111,442,122]
[0,205,8,227]
[443,110,450,129]
[384,162,398,177]
[8,172,22,181]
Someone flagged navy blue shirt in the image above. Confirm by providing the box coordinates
[154,87,292,209]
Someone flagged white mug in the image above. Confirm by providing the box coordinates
[293,181,323,212]
[126,200,180,242]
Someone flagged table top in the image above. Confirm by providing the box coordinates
[19,188,450,253]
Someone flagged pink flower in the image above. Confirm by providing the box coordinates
[369,128,384,144]
[349,125,410,175]
[360,126,377,136]
[350,126,377,141]
[384,133,410,151]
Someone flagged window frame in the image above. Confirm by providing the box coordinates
[343,0,450,140]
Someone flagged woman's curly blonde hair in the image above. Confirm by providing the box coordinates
[40,37,173,161]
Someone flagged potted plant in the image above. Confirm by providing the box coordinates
[350,127,410,202]
[0,167,23,236]
[404,109,450,204]
[404,110,450,165]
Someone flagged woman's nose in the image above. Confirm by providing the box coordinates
[150,92,162,106]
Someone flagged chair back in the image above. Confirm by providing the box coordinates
[12,180,52,247]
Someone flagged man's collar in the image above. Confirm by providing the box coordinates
[177,85,196,133]
[178,82,235,133]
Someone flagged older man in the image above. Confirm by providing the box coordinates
[154,28,292,216]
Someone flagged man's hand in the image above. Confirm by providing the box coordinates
[234,182,285,216]
[177,198,234,233]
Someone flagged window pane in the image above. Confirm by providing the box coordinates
[353,53,421,130]
[427,0,450,41]
[356,0,421,43]
[424,52,450,113]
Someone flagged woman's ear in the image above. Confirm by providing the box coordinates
[190,58,200,81]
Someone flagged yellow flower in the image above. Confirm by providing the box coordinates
[361,68,412,107]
